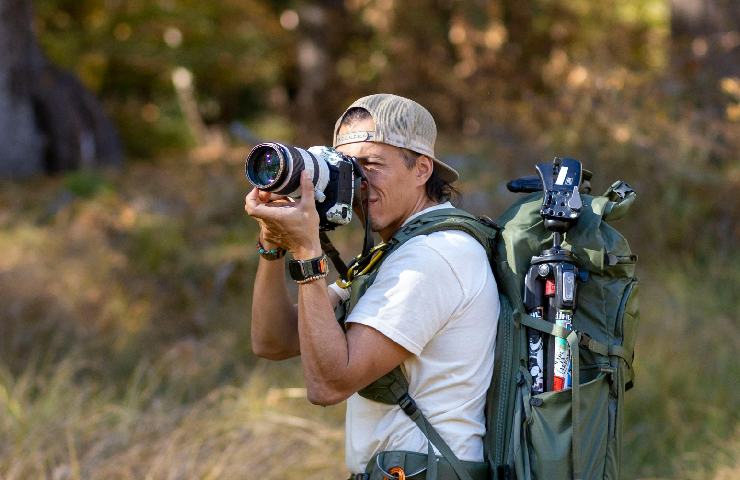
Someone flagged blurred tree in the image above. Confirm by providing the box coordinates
[292,1,352,143]
[32,0,290,156]
[671,0,740,107]
[0,0,121,178]
[20,0,679,157]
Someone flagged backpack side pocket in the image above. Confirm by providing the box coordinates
[528,373,610,479]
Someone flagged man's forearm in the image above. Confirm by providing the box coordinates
[296,278,352,405]
[250,257,299,359]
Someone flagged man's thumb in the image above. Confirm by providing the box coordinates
[300,171,315,201]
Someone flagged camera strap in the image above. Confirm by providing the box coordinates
[360,194,374,257]
[351,160,375,259]
[319,162,374,282]
[319,231,349,280]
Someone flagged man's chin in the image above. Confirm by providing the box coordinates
[369,220,383,233]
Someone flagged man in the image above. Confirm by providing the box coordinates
[245,94,499,477]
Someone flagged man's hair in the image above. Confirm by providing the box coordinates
[339,107,458,203]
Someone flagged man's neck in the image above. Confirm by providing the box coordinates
[378,197,444,242]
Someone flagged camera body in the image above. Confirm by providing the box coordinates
[245,142,359,231]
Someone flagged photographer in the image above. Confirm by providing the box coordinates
[245,94,499,478]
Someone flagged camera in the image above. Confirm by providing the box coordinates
[244,142,361,231]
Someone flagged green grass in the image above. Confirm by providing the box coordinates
[623,259,740,478]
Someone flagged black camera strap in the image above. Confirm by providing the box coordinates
[351,159,375,259]
[319,191,374,282]
[319,231,348,280]
[360,191,374,258]
[319,162,374,282]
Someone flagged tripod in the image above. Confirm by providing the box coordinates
[518,158,584,394]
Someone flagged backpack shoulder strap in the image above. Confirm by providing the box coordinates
[393,207,499,258]
[359,207,498,404]
[354,207,497,480]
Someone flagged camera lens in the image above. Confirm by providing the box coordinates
[245,142,332,198]
[247,145,284,188]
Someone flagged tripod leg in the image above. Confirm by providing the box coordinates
[553,309,573,391]
[524,265,546,394]
[527,321,545,395]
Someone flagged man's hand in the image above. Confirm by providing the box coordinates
[246,191,292,250]
[244,171,322,259]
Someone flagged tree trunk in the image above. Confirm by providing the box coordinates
[0,0,122,179]
[0,0,44,177]
[293,1,349,144]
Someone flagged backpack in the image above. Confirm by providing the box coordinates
[341,180,639,480]
[486,180,638,480]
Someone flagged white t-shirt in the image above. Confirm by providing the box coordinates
[331,203,500,473]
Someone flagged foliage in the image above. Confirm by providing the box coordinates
[35,0,287,157]
[32,0,679,154]
[63,170,113,198]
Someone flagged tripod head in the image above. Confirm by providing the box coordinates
[536,157,583,233]
[507,157,585,235]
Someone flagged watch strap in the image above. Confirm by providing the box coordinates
[289,254,329,283]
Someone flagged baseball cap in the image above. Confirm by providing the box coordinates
[332,94,459,183]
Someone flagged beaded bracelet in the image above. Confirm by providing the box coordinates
[256,240,286,260]
[294,271,329,284]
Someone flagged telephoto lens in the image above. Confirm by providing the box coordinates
[244,142,359,230]
[245,142,331,198]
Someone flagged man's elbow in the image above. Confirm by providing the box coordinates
[306,383,349,406]
[250,341,297,361]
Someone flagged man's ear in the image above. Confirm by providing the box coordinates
[416,155,433,186]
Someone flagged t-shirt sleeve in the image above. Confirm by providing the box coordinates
[328,281,350,302]
[345,238,465,355]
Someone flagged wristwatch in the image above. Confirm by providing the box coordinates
[288,254,329,284]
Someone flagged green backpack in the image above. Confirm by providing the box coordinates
[341,181,639,480]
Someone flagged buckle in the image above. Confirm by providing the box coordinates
[578,332,592,349]
[611,181,635,200]
[397,393,418,416]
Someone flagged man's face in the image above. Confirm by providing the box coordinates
[336,118,428,241]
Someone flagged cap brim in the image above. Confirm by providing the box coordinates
[433,158,459,184]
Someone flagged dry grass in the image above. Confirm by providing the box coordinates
[0,154,349,479]
[0,357,345,479]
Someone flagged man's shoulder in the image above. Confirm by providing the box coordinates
[398,228,487,261]
[374,231,480,283]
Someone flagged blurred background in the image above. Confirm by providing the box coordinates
[0,0,738,478]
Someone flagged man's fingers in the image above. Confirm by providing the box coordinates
[300,171,315,205]
[266,197,295,207]
[246,189,282,220]
[257,190,272,202]
[258,190,290,203]
[245,188,261,213]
